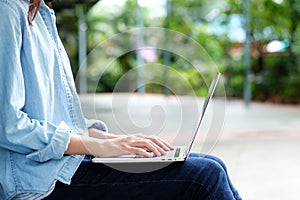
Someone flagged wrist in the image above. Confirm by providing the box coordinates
[65,135,91,155]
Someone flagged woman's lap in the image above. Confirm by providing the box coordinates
[44,153,242,200]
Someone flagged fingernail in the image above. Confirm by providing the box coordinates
[148,152,155,157]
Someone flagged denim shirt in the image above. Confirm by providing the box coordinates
[0,0,89,199]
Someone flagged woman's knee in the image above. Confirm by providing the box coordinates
[186,155,227,181]
[189,153,228,172]
[184,156,231,197]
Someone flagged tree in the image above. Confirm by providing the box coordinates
[55,0,300,103]
[226,0,300,103]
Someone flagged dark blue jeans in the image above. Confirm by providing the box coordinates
[44,153,242,200]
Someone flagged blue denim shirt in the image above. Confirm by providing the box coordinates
[0,0,89,199]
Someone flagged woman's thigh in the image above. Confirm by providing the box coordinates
[45,154,240,200]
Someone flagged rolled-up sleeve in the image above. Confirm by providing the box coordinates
[26,121,71,162]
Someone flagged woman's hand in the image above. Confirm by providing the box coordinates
[87,135,173,158]
[65,133,174,158]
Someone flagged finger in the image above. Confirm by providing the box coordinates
[124,146,154,158]
[145,140,167,156]
[137,135,174,151]
[117,136,157,157]
[148,136,174,151]
[132,140,163,157]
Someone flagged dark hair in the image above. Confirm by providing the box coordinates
[28,0,54,25]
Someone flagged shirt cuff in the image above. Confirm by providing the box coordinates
[26,121,71,162]
[85,119,108,132]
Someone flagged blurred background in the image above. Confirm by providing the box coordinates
[51,0,300,199]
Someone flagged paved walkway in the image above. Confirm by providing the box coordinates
[80,94,300,200]
[209,101,300,200]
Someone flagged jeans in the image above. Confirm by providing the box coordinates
[44,153,242,200]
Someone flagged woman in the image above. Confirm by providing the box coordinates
[0,0,242,199]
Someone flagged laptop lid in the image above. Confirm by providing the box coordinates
[184,72,221,157]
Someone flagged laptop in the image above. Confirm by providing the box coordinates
[92,72,221,164]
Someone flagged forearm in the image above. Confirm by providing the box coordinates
[65,131,119,156]
[64,135,91,155]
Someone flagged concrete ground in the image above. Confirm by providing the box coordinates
[207,101,300,200]
[80,94,300,200]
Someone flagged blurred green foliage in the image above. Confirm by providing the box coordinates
[55,0,300,104]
